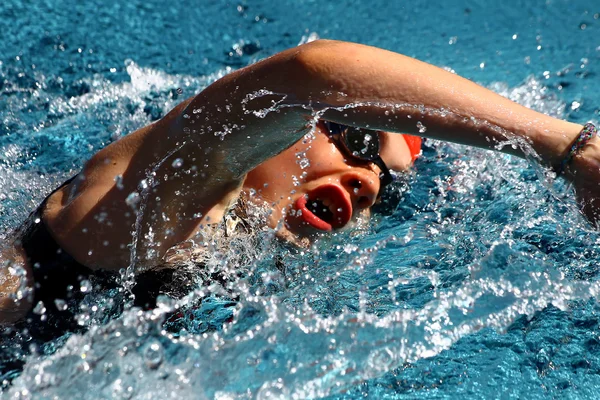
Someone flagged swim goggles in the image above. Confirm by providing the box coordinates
[324,121,394,195]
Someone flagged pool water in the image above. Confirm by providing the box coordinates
[2,0,600,398]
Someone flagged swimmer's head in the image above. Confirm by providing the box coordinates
[243,121,415,241]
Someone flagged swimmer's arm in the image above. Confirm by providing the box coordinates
[225,40,598,222]
[294,40,598,223]
[185,39,582,174]
[287,40,583,168]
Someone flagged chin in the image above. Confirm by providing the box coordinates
[277,207,373,248]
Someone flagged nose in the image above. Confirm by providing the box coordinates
[340,169,380,210]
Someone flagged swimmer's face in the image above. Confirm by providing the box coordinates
[243,121,414,241]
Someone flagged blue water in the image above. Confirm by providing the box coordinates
[2,0,600,398]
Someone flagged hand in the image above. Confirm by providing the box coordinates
[565,136,600,227]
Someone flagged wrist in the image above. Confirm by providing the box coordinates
[555,123,597,176]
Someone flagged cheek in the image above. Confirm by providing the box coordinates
[304,140,341,169]
[244,146,306,196]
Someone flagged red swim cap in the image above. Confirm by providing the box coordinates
[402,134,422,162]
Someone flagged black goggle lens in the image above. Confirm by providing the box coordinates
[325,121,347,136]
[323,121,394,194]
[343,127,381,161]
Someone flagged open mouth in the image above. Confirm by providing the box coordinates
[294,184,352,231]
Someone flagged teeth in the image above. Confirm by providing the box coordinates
[317,197,340,214]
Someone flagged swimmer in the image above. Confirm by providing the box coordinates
[1,39,598,324]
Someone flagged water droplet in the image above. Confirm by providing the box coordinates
[535,348,550,367]
[114,174,124,190]
[54,298,68,311]
[416,121,427,133]
[125,192,141,209]
[298,157,310,169]
[80,280,91,293]
[33,301,46,315]
[111,378,136,400]
[144,340,163,369]
[156,295,174,312]
[256,379,289,400]
[171,158,184,168]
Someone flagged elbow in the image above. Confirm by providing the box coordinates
[291,39,347,72]
[283,40,354,104]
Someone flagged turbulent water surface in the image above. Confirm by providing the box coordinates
[1,0,600,398]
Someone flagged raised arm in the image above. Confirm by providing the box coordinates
[184,39,595,222]
[182,39,583,173]
[220,40,594,222]
[42,40,593,273]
